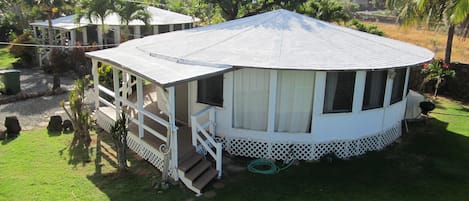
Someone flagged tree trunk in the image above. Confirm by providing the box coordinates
[52,72,60,90]
[444,25,455,64]
[47,13,54,45]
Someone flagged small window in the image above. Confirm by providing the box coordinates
[323,72,356,113]
[197,75,223,107]
[362,70,387,110]
[391,68,406,104]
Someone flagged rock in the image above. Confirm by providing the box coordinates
[47,115,63,133]
[62,120,74,132]
[4,116,21,138]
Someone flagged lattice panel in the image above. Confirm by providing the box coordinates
[95,110,176,179]
[95,110,114,133]
[219,122,402,161]
[126,134,177,179]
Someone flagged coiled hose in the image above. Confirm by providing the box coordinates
[247,158,294,174]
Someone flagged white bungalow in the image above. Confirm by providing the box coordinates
[30,6,199,47]
[86,9,433,194]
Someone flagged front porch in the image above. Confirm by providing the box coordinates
[91,60,223,194]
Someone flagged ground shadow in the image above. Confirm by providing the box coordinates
[1,134,19,145]
[85,129,187,201]
[47,130,62,137]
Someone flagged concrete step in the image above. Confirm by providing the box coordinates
[186,160,211,181]
[179,153,202,172]
[193,168,217,191]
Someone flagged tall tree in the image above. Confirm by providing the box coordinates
[387,0,469,63]
[115,0,151,41]
[77,0,116,47]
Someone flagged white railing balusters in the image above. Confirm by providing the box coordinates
[191,106,223,178]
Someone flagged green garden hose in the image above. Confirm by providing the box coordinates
[247,158,294,175]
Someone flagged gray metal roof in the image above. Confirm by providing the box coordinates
[87,9,434,86]
[30,6,199,30]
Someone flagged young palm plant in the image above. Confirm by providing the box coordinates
[115,0,151,41]
[76,0,116,47]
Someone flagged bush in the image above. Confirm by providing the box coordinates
[45,48,71,74]
[303,0,358,23]
[348,19,385,36]
[8,32,37,67]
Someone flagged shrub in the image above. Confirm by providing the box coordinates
[46,48,71,74]
[421,59,456,97]
[8,32,37,67]
[348,19,385,36]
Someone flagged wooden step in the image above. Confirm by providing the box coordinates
[193,168,218,191]
[186,160,211,181]
[179,153,202,172]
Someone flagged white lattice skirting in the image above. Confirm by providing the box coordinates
[95,109,175,178]
[217,123,402,160]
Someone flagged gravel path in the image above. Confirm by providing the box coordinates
[0,68,92,131]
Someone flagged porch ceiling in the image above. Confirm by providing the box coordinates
[86,46,233,87]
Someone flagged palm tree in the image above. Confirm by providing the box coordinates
[77,0,116,47]
[387,0,469,63]
[31,0,68,90]
[115,0,151,41]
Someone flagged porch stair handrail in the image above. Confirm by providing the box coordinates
[191,106,222,178]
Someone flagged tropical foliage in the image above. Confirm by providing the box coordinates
[115,0,151,41]
[61,78,92,146]
[421,59,456,97]
[76,0,116,46]
[349,19,385,36]
[301,0,358,23]
[110,111,129,174]
[386,0,469,63]
[7,31,36,66]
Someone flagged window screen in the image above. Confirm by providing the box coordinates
[363,70,387,110]
[197,75,223,107]
[323,72,356,113]
[391,68,406,104]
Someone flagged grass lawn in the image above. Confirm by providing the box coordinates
[0,47,18,69]
[1,98,469,201]
[364,22,469,64]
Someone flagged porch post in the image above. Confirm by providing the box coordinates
[97,26,103,47]
[92,59,100,110]
[32,26,38,41]
[114,26,121,45]
[82,27,88,45]
[169,24,174,32]
[134,26,141,38]
[70,29,76,46]
[153,25,159,35]
[113,67,121,118]
[40,27,46,45]
[168,86,179,180]
[137,78,144,138]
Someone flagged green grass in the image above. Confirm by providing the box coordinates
[0,47,18,69]
[1,98,469,201]
[0,131,191,201]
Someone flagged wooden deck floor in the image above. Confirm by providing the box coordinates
[101,84,194,160]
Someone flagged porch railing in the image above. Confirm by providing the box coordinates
[191,106,222,178]
[96,83,169,144]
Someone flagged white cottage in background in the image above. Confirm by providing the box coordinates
[30,6,199,47]
[86,9,433,194]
